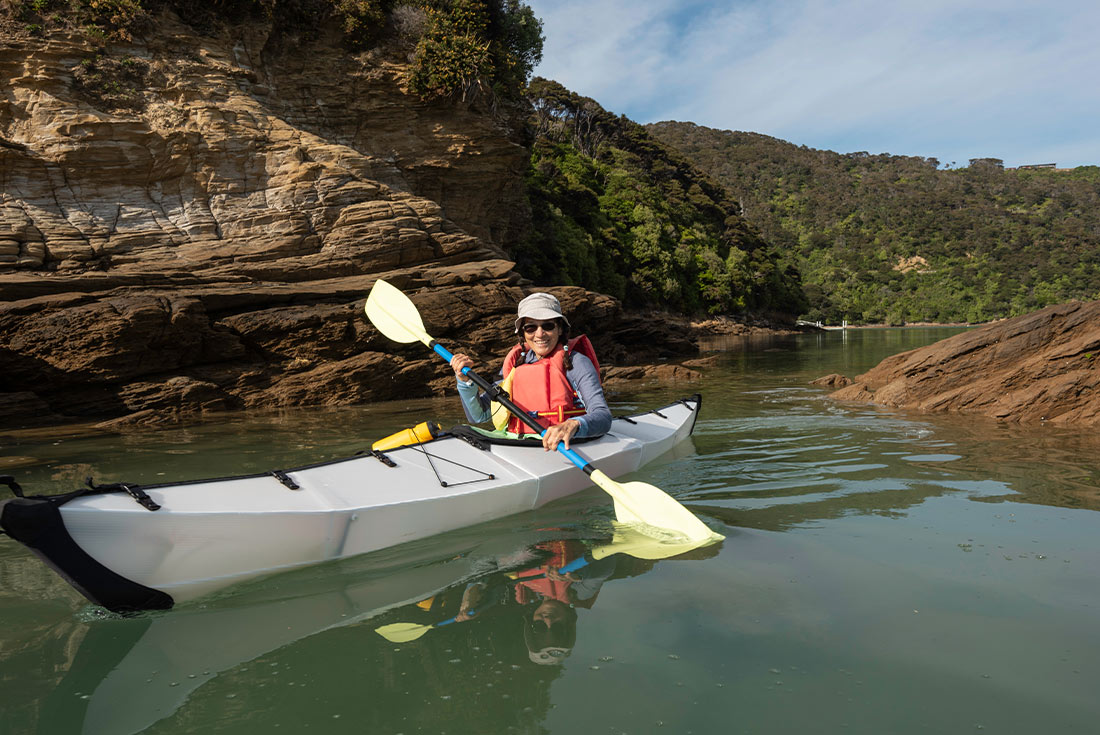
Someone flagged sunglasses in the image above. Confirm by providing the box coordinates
[522,321,560,334]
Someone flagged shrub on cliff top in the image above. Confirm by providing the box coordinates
[5,0,543,102]
[406,1,491,101]
[10,0,150,40]
[407,0,542,102]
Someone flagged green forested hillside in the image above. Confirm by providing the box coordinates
[513,80,806,317]
[648,122,1100,324]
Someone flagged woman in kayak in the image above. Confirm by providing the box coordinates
[450,292,612,451]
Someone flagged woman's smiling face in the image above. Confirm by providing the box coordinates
[522,319,560,358]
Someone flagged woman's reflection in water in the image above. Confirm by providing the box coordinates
[402,537,618,665]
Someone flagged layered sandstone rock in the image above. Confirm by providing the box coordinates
[0,16,709,429]
[826,301,1100,425]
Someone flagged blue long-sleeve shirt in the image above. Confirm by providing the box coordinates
[456,352,611,438]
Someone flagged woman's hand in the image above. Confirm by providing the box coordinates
[450,353,474,381]
[542,419,579,451]
[546,569,580,583]
[456,582,484,621]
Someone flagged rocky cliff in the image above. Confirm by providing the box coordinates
[0,15,700,429]
[823,301,1100,425]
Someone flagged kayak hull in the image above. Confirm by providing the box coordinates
[0,396,701,611]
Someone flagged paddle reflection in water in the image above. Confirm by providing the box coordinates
[32,522,719,735]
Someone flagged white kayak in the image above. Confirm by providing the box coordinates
[0,395,702,612]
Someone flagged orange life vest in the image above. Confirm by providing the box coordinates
[501,335,601,436]
[513,539,587,605]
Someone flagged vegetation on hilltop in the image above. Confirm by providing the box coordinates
[4,0,543,103]
[648,122,1100,324]
[515,80,807,317]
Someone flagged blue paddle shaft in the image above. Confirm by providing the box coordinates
[432,342,455,363]
[436,609,474,628]
[557,555,591,574]
[429,340,593,474]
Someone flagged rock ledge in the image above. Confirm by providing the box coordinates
[824,301,1100,425]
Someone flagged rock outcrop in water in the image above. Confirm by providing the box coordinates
[825,300,1100,425]
[0,16,722,429]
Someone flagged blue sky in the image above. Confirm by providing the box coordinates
[524,0,1100,168]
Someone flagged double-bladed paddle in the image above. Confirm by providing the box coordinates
[364,278,721,543]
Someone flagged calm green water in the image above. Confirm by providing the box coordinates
[3,328,1100,735]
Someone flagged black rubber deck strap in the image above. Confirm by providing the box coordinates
[270,470,300,490]
[613,415,638,424]
[120,483,161,511]
[650,409,668,419]
[83,478,160,511]
[371,449,397,467]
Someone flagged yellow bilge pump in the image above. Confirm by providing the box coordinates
[372,421,442,452]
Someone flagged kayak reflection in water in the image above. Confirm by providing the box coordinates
[449,292,612,452]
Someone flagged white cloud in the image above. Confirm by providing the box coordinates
[525,0,1100,167]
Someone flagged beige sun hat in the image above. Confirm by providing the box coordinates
[514,292,570,333]
[528,646,573,665]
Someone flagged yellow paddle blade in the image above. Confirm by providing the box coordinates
[590,523,719,561]
[610,496,645,525]
[365,279,434,346]
[589,470,722,543]
[374,622,435,643]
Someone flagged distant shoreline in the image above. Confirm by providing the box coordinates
[819,322,978,330]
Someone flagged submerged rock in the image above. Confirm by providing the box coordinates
[810,374,852,389]
[825,301,1100,425]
